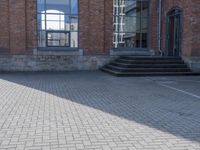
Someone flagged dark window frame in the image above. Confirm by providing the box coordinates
[46,30,71,47]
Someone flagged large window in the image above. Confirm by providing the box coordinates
[113,0,149,49]
[37,0,78,48]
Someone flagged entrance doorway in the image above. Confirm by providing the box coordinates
[166,8,182,56]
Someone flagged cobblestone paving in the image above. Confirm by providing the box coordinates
[0,71,200,150]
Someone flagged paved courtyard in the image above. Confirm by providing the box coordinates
[0,71,200,150]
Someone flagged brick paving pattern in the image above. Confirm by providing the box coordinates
[0,71,200,150]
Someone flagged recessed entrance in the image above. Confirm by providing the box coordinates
[166,8,182,56]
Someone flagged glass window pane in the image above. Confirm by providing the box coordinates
[65,15,70,31]
[38,31,46,47]
[37,14,43,22]
[141,33,148,48]
[113,0,149,48]
[37,0,79,48]
[46,0,70,14]
[142,1,149,17]
[37,14,46,30]
[124,16,140,32]
[136,1,142,17]
[46,14,64,21]
[37,0,45,13]
[41,21,45,30]
[60,21,65,30]
[141,18,148,33]
[124,33,140,48]
[47,32,70,47]
[70,16,78,31]
[124,0,141,17]
[46,21,60,30]
[71,0,78,14]
[70,32,78,48]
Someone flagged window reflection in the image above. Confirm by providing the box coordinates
[37,0,78,48]
[47,32,70,47]
[113,0,149,48]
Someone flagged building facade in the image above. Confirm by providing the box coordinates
[0,0,200,71]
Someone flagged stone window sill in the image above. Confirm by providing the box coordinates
[110,48,150,56]
[34,48,83,56]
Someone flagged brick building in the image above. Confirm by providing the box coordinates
[0,0,200,71]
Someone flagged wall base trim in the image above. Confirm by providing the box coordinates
[0,55,116,71]
[34,48,83,56]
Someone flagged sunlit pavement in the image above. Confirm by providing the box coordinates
[0,71,200,150]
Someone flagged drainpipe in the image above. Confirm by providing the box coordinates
[158,0,163,56]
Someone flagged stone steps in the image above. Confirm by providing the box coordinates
[101,56,200,77]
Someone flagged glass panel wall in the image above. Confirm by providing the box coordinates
[113,0,149,49]
[37,0,78,48]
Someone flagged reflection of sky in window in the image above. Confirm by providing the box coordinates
[42,10,65,30]
[38,0,78,30]
[40,10,77,30]
[46,4,69,13]
[71,0,78,14]
[38,1,78,14]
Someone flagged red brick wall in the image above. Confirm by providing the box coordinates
[0,0,10,54]
[160,0,192,56]
[149,0,159,51]
[79,0,90,54]
[79,0,113,55]
[0,0,113,55]
[26,0,37,53]
[159,0,200,57]
[104,0,114,54]
[9,0,27,54]
[0,0,199,57]
[190,0,200,56]
[0,0,37,55]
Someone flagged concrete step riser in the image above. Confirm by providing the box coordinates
[106,66,191,73]
[110,63,188,68]
[101,68,198,77]
[117,60,185,64]
[120,57,182,61]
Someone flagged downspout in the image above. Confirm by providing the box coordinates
[158,0,163,56]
